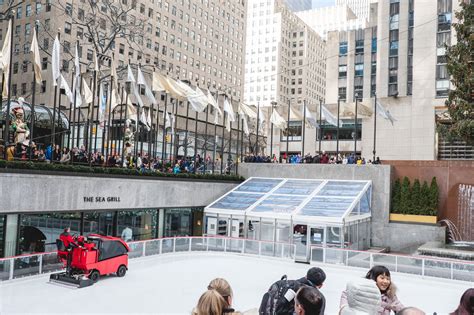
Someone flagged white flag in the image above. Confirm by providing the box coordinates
[207,89,222,116]
[133,84,144,108]
[165,111,172,129]
[93,48,99,72]
[137,67,147,86]
[152,72,165,92]
[176,80,207,112]
[98,83,107,128]
[73,43,82,108]
[304,107,319,129]
[126,64,136,83]
[242,115,250,136]
[60,74,73,103]
[51,35,61,86]
[321,105,342,127]
[82,78,93,104]
[140,108,149,131]
[146,107,152,129]
[270,109,287,129]
[225,116,231,132]
[0,19,12,96]
[145,85,157,105]
[238,103,257,118]
[376,101,396,125]
[30,28,42,84]
[223,98,235,122]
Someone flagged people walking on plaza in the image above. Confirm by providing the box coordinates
[450,288,474,315]
[259,266,326,315]
[339,278,381,314]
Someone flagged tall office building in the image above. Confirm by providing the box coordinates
[244,0,326,157]
[0,0,247,158]
[325,0,467,160]
[335,0,372,20]
[283,0,312,12]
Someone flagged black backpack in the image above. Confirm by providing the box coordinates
[259,275,304,315]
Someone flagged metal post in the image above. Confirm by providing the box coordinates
[161,94,168,170]
[184,101,190,158]
[318,99,322,154]
[236,113,240,174]
[302,100,306,156]
[88,71,97,166]
[270,102,276,159]
[373,93,377,162]
[38,255,43,274]
[3,15,14,155]
[220,111,226,174]
[286,99,291,162]
[255,102,260,155]
[203,98,210,172]
[212,91,218,173]
[336,97,341,160]
[193,110,198,173]
[354,94,358,157]
[29,22,39,161]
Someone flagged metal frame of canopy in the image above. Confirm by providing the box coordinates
[204,177,372,260]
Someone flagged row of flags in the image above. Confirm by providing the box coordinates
[0,18,396,137]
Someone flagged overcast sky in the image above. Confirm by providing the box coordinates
[312,0,336,8]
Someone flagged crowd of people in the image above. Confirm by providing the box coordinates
[244,152,382,165]
[192,266,473,315]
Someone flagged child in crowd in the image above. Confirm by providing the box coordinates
[341,265,404,315]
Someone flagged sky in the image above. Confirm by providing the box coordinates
[312,0,336,8]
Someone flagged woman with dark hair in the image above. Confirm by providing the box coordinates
[341,266,404,315]
[451,288,474,315]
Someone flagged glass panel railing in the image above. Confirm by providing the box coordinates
[128,242,145,259]
[372,253,397,272]
[260,243,275,257]
[41,253,63,274]
[175,238,190,252]
[226,239,243,253]
[145,240,161,256]
[244,240,259,255]
[0,259,12,281]
[396,256,423,275]
[161,238,175,254]
[452,262,474,282]
[207,238,225,252]
[191,238,207,251]
[347,251,371,269]
[311,247,324,263]
[424,259,452,279]
[13,256,40,279]
[325,248,346,265]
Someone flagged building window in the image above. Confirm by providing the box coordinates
[354,64,364,77]
[339,42,348,56]
[338,87,347,101]
[338,65,347,78]
[281,121,302,142]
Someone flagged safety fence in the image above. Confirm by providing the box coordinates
[0,237,472,283]
[0,237,294,281]
[310,246,474,282]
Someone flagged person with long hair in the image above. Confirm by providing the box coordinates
[193,278,239,315]
[341,266,404,315]
[451,288,474,315]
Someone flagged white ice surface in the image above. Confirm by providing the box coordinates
[0,252,471,314]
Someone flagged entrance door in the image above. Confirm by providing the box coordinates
[293,224,308,262]
[309,227,325,262]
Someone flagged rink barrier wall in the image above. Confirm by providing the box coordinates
[0,236,472,283]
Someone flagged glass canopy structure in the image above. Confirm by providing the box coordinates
[204,177,372,262]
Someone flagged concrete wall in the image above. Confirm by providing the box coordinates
[0,172,238,213]
[239,163,445,251]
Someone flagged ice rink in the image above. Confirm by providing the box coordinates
[0,252,471,314]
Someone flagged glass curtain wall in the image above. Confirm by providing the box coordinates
[117,209,158,241]
[0,215,5,257]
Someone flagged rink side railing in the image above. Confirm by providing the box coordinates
[0,236,473,282]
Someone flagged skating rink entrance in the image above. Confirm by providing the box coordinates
[0,252,471,314]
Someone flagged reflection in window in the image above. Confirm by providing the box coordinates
[281,121,302,141]
[117,209,158,241]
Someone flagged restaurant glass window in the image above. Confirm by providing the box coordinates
[164,208,203,237]
[281,121,302,141]
[117,209,158,241]
[19,212,81,254]
[0,215,5,257]
[83,211,115,236]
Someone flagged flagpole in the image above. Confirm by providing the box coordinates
[117,83,124,157]
[106,77,114,163]
[354,93,359,158]
[336,96,340,160]
[161,94,167,170]
[212,90,218,174]
[373,93,377,162]
[220,102,226,174]
[318,99,322,154]
[184,100,190,159]
[193,108,198,174]
[153,92,160,159]
[255,102,260,155]
[236,111,240,175]
[286,99,290,162]
[29,22,39,161]
[270,102,275,159]
[228,96,233,174]
[85,76,92,153]
[240,115,244,164]
[202,88,210,173]
[69,72,76,156]
[172,98,178,165]
[3,14,14,156]
[51,31,60,148]
[121,86,129,168]
[76,75,83,149]
[93,79,101,157]
[302,100,306,156]
[88,70,97,166]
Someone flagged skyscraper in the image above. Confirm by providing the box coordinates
[283,0,312,12]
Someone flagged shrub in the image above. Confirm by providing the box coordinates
[420,181,430,215]
[411,179,421,214]
[399,176,411,215]
[391,178,401,213]
[429,177,439,216]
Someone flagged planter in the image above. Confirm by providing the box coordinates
[389,213,437,224]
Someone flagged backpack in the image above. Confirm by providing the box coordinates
[259,275,304,315]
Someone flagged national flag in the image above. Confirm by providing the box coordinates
[51,35,61,86]
[30,28,42,84]
[376,101,396,125]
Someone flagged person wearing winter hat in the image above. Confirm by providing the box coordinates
[339,278,381,315]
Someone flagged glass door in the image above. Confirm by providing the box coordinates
[309,227,325,262]
[293,224,308,262]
